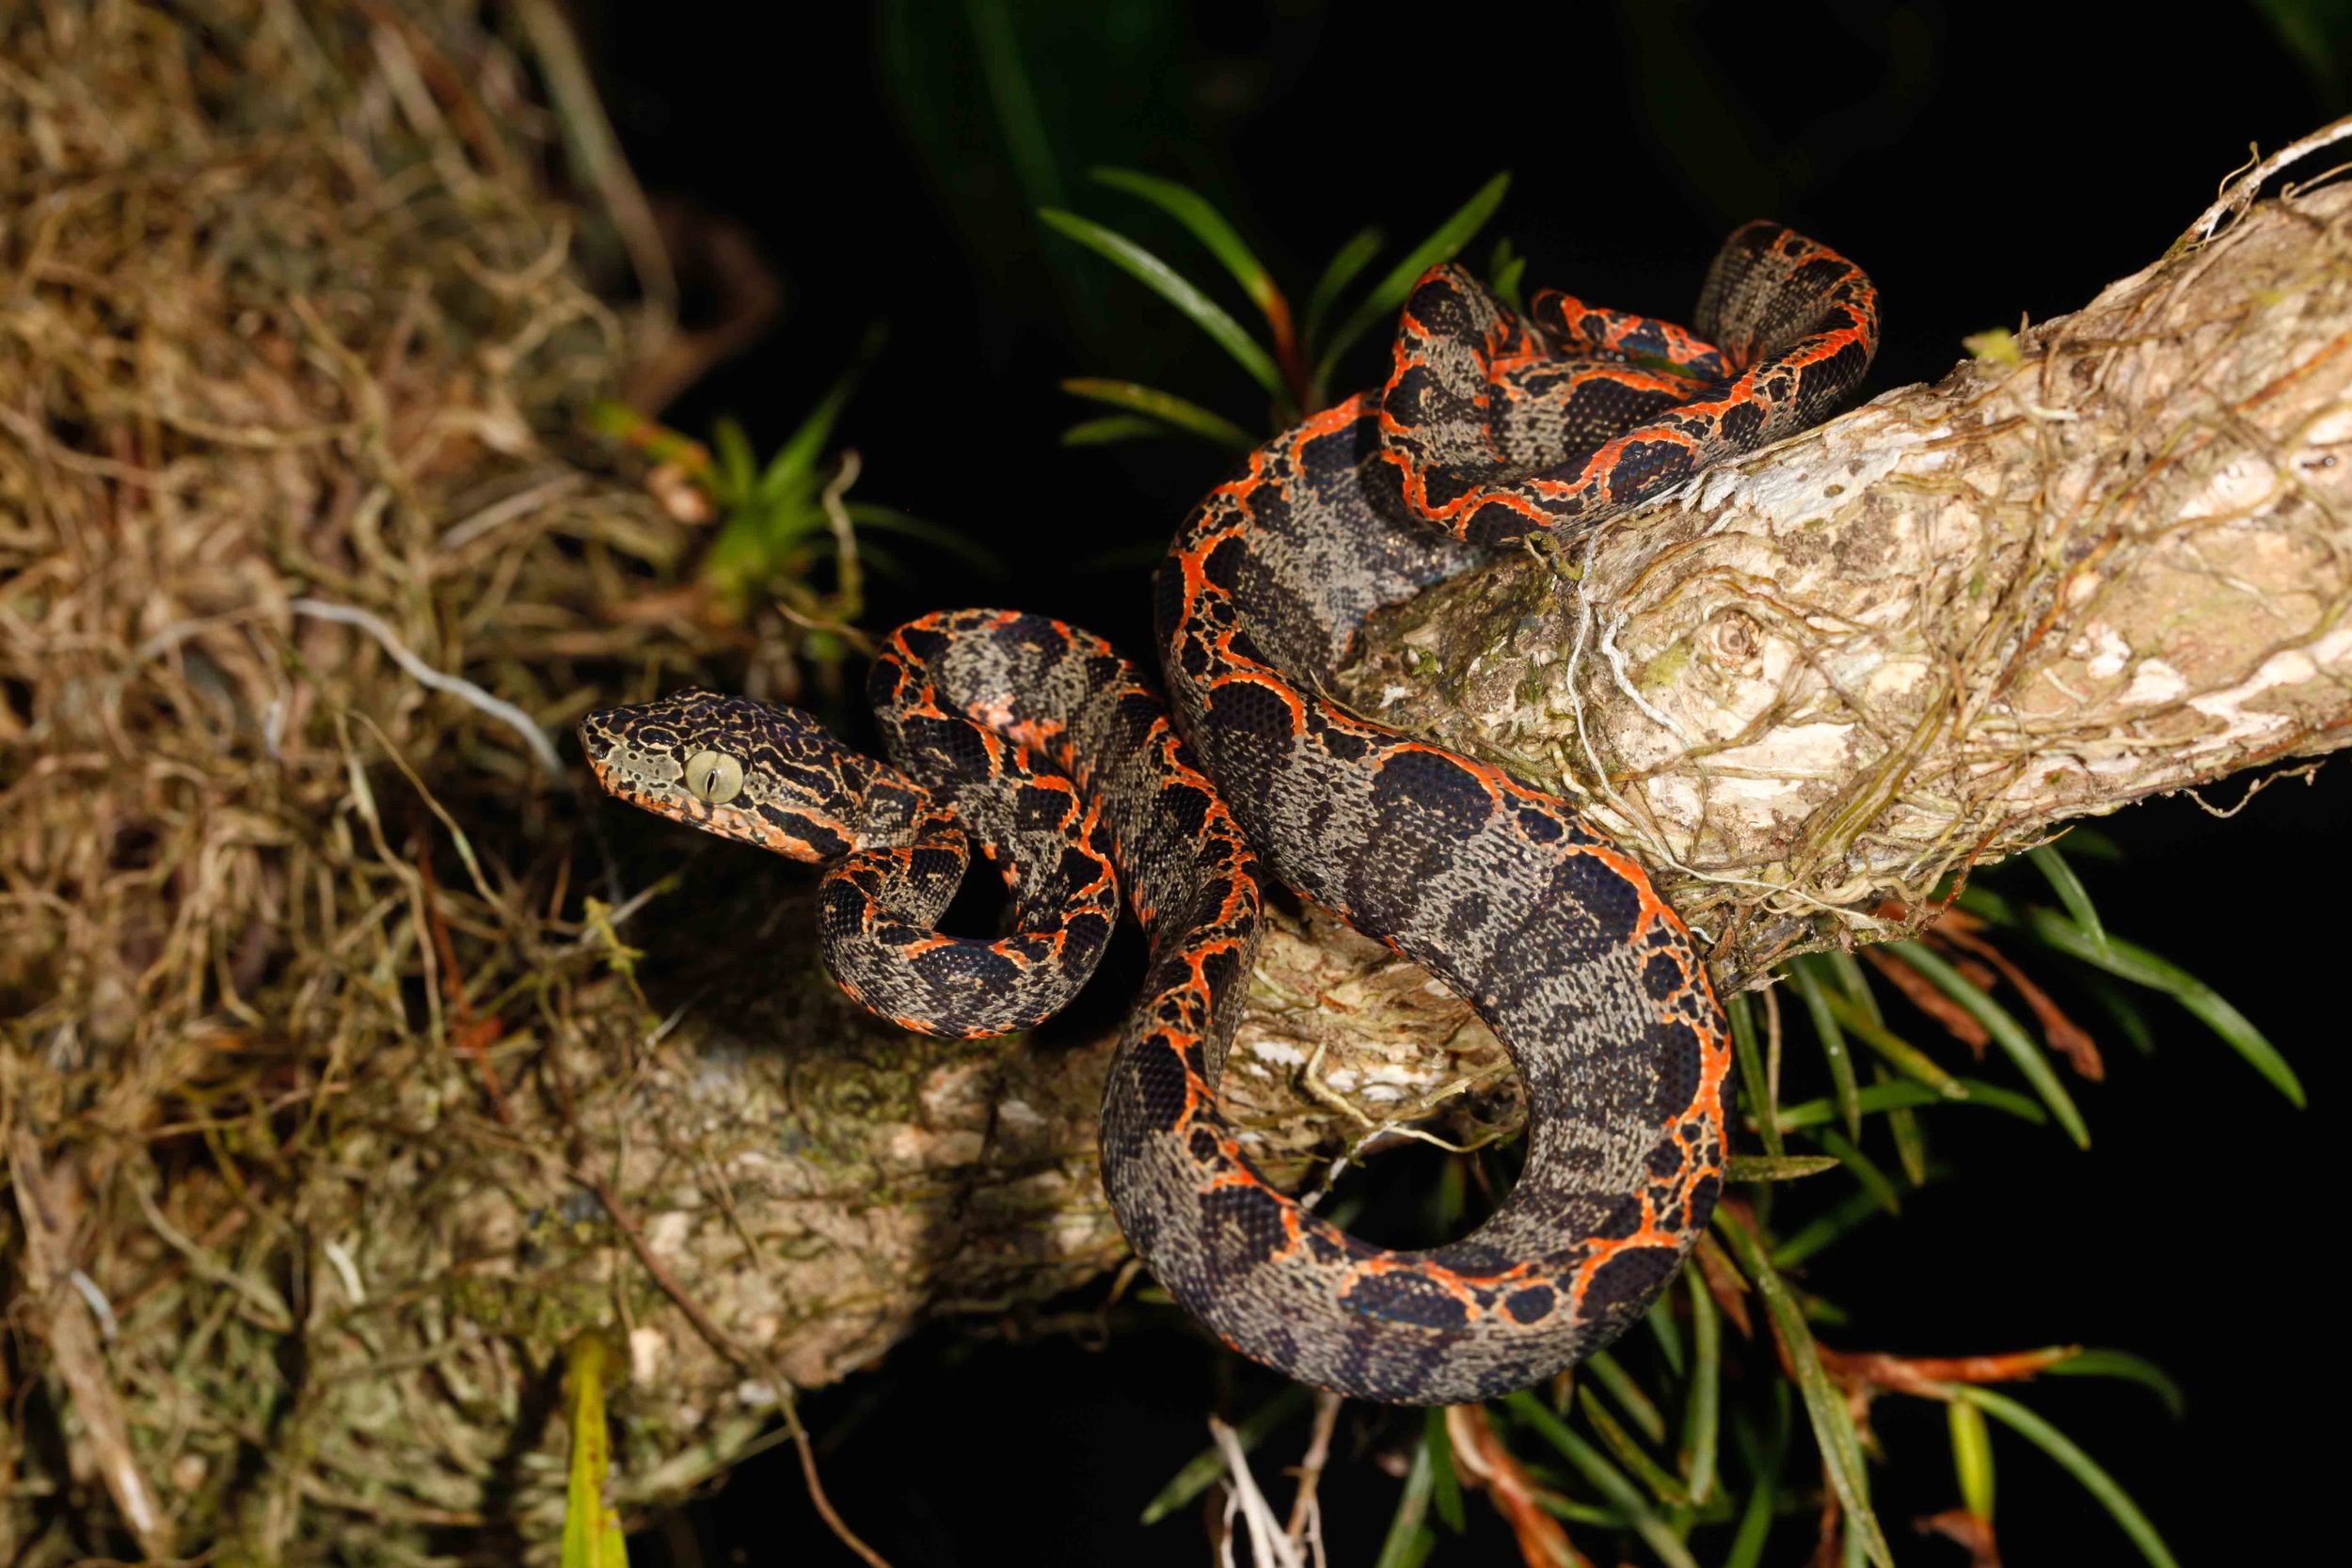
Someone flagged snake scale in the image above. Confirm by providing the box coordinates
[581,221,1880,1403]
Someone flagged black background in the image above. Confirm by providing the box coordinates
[584,4,2345,1563]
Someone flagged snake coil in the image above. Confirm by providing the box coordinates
[581,222,1879,1403]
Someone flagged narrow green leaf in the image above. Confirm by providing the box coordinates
[2043,1349,2186,1418]
[1727,990,1784,1157]
[711,417,757,504]
[1424,1407,1465,1531]
[1645,1288,1687,1377]
[1373,1436,1437,1568]
[1822,947,1883,1025]
[1059,377,1256,451]
[841,503,1004,574]
[758,323,886,504]
[1039,208,1286,401]
[1789,958,1862,1138]
[1949,1398,1996,1519]
[1812,1129,1901,1215]
[1727,1153,1841,1182]
[1586,1349,1667,1446]
[2023,907,2302,1106]
[1713,1212,1893,1568]
[2029,843,2111,957]
[1724,1396,1794,1565]
[1722,1456,1778,1568]
[1775,1176,1879,1276]
[2082,973,2160,1056]
[1529,1492,1626,1528]
[1316,172,1512,387]
[1762,1075,2046,1133]
[1091,166,1278,317]
[561,1336,629,1568]
[1878,1067,1931,1186]
[1681,1265,1722,1508]
[1502,1392,1703,1568]
[1940,1385,2181,1568]
[1819,987,1966,1097]
[2052,821,2123,861]
[1488,235,1528,312]
[962,0,1062,210]
[1061,413,1174,446]
[1303,226,1384,356]
[1138,1385,1311,1524]
[1577,1386,1690,1508]
[1884,942,2090,1147]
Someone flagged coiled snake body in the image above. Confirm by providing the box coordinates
[581,223,1879,1403]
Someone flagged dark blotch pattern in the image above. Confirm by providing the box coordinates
[581,223,1878,1407]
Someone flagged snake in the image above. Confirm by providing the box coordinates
[580,221,1880,1404]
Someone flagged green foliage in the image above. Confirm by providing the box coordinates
[587,326,997,675]
[1043,166,1516,442]
[561,1335,628,1568]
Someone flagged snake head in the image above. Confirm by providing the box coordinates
[578,689,894,863]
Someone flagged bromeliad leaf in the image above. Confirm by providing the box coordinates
[1090,166,1283,324]
[1316,171,1512,388]
[1936,1385,2181,1568]
[1058,376,1257,451]
[1039,207,1288,403]
[1884,942,2090,1148]
[1304,224,1385,351]
[1713,1212,1894,1568]
[1061,413,1172,446]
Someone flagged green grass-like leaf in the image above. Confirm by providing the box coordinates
[1938,1384,2181,1568]
[1138,1385,1311,1525]
[1503,1392,1703,1568]
[1727,1152,1841,1182]
[1813,1127,1901,1215]
[1586,1347,1667,1446]
[1819,982,1965,1096]
[1057,377,1257,451]
[1727,990,1784,1157]
[759,323,887,504]
[2043,1348,2186,1418]
[1883,942,2091,1148]
[1948,1397,1997,1520]
[1424,1407,1466,1531]
[1039,208,1287,401]
[2029,842,2112,957]
[1488,234,1528,311]
[1681,1264,1723,1508]
[1316,171,1511,388]
[1060,413,1174,447]
[1789,958,1863,1138]
[1091,166,1279,319]
[1714,1212,1894,1568]
[1303,224,1384,353]
[1967,889,2305,1106]
[1373,1434,1438,1568]
[1762,1075,2047,1133]
[561,1336,628,1568]
[1645,1288,1687,1377]
[1578,1385,1691,1508]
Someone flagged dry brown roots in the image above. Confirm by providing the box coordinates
[3,4,2348,1560]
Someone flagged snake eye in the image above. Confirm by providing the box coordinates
[683,749,744,805]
